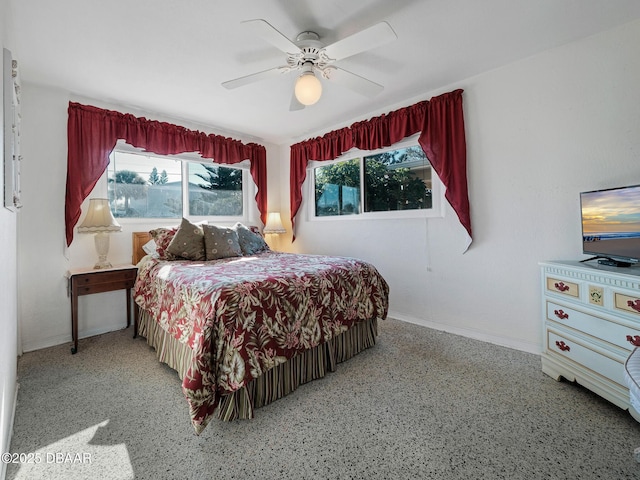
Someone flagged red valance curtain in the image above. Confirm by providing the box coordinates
[289,89,471,247]
[65,102,267,246]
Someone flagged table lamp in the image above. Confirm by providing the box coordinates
[77,198,122,269]
[263,212,286,234]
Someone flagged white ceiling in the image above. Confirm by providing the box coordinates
[8,0,640,145]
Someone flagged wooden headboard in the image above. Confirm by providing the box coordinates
[132,232,152,265]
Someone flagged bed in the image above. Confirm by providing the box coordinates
[131,222,389,434]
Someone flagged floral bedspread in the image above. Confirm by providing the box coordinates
[134,251,389,433]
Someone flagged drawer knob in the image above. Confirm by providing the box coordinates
[627,335,640,347]
[554,282,570,292]
[555,340,570,352]
[627,300,640,313]
[554,309,569,320]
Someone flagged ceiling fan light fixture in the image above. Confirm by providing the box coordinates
[294,70,322,106]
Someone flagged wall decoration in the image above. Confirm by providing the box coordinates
[3,48,21,211]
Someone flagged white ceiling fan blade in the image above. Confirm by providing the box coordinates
[323,22,397,61]
[222,66,288,89]
[326,67,384,98]
[289,91,305,111]
[242,19,301,54]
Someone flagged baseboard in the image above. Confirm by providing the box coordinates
[21,324,130,353]
[387,310,540,355]
[1,383,19,480]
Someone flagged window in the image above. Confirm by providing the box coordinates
[107,149,247,220]
[314,158,360,216]
[311,143,441,219]
[107,151,181,218]
[187,162,243,216]
[364,146,432,212]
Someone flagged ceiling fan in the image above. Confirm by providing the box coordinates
[221,19,397,110]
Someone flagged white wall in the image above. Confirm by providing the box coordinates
[15,19,640,356]
[0,0,19,474]
[276,19,640,353]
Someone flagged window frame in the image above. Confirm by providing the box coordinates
[307,135,444,222]
[106,141,255,225]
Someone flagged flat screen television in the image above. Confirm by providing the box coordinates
[580,184,640,267]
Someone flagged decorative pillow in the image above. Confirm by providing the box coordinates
[233,222,270,255]
[149,227,179,260]
[167,218,206,261]
[203,225,242,260]
[142,239,157,255]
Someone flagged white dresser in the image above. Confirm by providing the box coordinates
[540,261,640,413]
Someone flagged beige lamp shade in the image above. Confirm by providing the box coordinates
[263,212,286,234]
[77,198,122,233]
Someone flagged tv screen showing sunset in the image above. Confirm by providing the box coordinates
[581,185,640,261]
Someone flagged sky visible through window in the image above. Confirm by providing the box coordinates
[110,151,214,185]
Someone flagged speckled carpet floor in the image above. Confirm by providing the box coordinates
[6,318,640,480]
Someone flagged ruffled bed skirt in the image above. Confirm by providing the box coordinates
[137,308,379,421]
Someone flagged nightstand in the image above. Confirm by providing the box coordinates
[67,264,138,354]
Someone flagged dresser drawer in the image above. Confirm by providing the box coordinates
[75,280,135,296]
[546,277,580,298]
[73,268,138,285]
[546,301,640,351]
[614,292,640,317]
[546,330,625,387]
[70,268,138,297]
[73,269,137,286]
